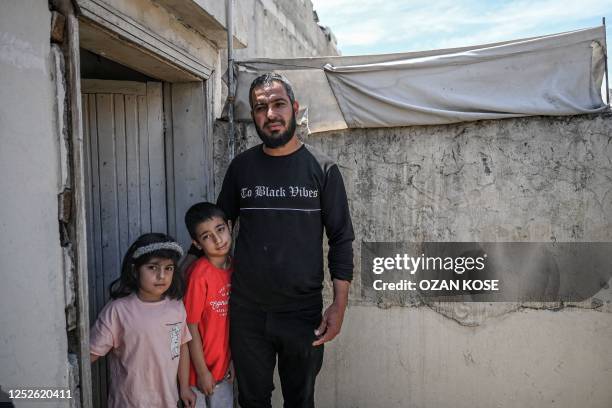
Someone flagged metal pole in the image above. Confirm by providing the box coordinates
[227,0,235,159]
[604,17,610,105]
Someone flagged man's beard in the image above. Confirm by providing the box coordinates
[254,110,297,148]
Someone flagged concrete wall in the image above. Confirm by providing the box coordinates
[319,305,612,408]
[233,0,339,59]
[214,112,612,407]
[0,1,71,406]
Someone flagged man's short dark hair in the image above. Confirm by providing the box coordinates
[184,202,228,240]
[249,72,295,109]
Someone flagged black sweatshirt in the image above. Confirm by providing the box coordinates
[217,143,354,311]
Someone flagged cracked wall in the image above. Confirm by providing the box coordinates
[214,112,612,407]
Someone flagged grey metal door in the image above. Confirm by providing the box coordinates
[81,80,166,408]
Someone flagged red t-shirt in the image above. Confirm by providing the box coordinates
[184,257,232,383]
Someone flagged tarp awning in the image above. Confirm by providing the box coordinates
[232,26,608,132]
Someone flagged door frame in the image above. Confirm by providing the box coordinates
[72,4,216,406]
[77,0,212,81]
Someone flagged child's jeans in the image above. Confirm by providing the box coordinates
[192,379,233,408]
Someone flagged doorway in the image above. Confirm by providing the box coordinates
[79,25,214,404]
[82,63,167,406]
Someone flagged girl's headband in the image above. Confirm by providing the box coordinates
[132,242,184,259]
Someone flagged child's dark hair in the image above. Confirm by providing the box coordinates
[109,233,185,300]
[184,202,228,240]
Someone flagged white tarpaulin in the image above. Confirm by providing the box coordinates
[232,27,608,132]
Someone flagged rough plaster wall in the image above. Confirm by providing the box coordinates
[308,113,612,311]
[275,0,336,53]
[234,0,339,60]
[0,1,71,406]
[317,305,612,408]
[213,112,612,407]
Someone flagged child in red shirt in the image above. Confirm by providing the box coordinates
[182,202,234,408]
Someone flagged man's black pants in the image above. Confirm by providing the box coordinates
[230,301,324,408]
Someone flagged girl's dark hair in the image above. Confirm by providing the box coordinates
[109,233,185,300]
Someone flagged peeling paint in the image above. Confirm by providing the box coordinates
[51,44,70,191]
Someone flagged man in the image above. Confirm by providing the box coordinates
[217,73,354,408]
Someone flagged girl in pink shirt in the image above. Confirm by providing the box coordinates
[90,233,196,408]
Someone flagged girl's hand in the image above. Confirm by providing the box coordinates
[197,370,216,396]
[180,386,196,408]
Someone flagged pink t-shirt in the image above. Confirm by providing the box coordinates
[90,293,192,408]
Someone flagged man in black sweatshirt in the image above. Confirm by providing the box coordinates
[217,73,354,408]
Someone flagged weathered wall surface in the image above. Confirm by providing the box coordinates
[214,112,612,407]
[318,305,612,408]
[101,0,219,64]
[233,0,339,59]
[0,1,71,406]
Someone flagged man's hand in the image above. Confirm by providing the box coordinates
[312,279,350,346]
[197,370,216,396]
[180,385,196,408]
[312,301,346,346]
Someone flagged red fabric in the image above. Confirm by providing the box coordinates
[184,257,232,384]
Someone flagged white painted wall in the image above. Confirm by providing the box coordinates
[0,1,71,407]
